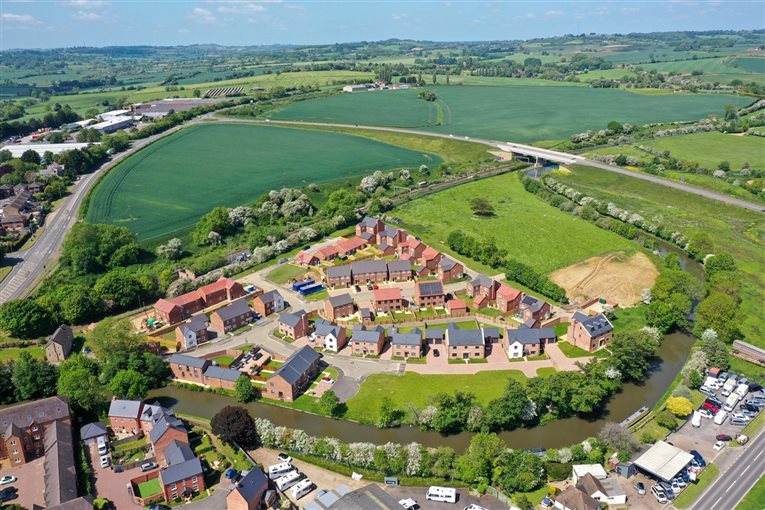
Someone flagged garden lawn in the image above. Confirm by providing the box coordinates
[558,165,765,346]
[268,264,308,284]
[136,478,162,498]
[394,172,633,274]
[262,85,750,143]
[557,341,594,358]
[674,464,720,509]
[344,371,526,425]
[213,356,236,367]
[0,346,45,362]
[85,123,439,241]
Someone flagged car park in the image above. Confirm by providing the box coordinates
[699,386,716,397]
[0,477,15,486]
[718,371,729,382]
[651,484,668,503]
[634,482,646,495]
[713,441,726,451]
[698,408,714,419]
[658,482,675,499]
[706,396,724,407]
[277,453,292,463]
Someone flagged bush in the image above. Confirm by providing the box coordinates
[544,461,573,481]
[655,410,678,430]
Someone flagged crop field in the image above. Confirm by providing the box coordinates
[262,84,750,143]
[86,123,437,241]
[638,57,765,85]
[556,165,765,346]
[636,132,765,170]
[393,172,634,274]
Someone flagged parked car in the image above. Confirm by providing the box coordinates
[698,408,714,419]
[100,456,110,468]
[731,417,749,426]
[673,477,687,488]
[634,482,646,495]
[718,371,729,382]
[0,491,17,502]
[0,477,15,486]
[706,396,724,407]
[0,487,17,495]
[149,505,171,510]
[225,468,238,479]
[658,482,676,499]
[732,412,751,422]
[141,462,158,472]
[651,484,668,503]
[322,376,335,384]
[277,453,292,463]
[703,402,720,413]
[745,400,765,409]
[716,434,733,442]
[463,505,489,510]
[690,450,706,466]
[699,386,716,397]
[398,498,419,510]
[713,441,726,451]
[354,285,361,293]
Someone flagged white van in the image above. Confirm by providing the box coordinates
[267,462,293,480]
[691,411,702,428]
[721,378,736,397]
[290,478,314,500]
[714,410,727,425]
[426,486,457,503]
[96,436,108,455]
[275,470,302,491]
[736,383,749,399]
[724,393,739,412]
[704,376,720,389]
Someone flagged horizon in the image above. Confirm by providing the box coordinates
[1,1,763,50]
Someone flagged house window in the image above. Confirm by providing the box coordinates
[14,458,21,463]
[170,484,177,491]
[12,449,18,454]
[191,476,198,483]
[33,435,40,440]
[10,440,16,446]
[31,425,38,431]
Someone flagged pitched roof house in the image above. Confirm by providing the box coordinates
[227,468,270,510]
[350,326,386,356]
[554,486,600,510]
[108,399,143,435]
[415,280,445,308]
[504,327,556,358]
[571,312,614,352]
[575,473,627,506]
[438,257,464,281]
[445,326,485,359]
[312,322,347,352]
[324,293,355,321]
[390,329,423,358]
[210,298,253,333]
[278,310,310,340]
[45,325,74,365]
[467,274,498,300]
[252,290,285,316]
[175,314,209,351]
[496,283,523,312]
[373,287,404,313]
[265,346,322,402]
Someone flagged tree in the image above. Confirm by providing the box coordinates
[0,364,15,405]
[11,352,58,401]
[0,299,52,339]
[109,369,148,400]
[695,292,738,342]
[469,197,494,216]
[456,432,504,483]
[20,149,41,165]
[655,410,678,430]
[608,330,660,381]
[607,121,623,133]
[718,160,730,172]
[193,89,201,98]
[495,450,545,493]
[211,406,258,448]
[705,253,736,279]
[377,396,397,428]
[94,271,144,309]
[430,391,476,433]
[646,293,691,333]
[699,329,730,370]
[318,390,342,418]
[88,318,145,360]
[598,422,639,452]
[235,376,257,403]
[666,396,694,417]
[483,382,529,431]
[193,207,233,245]
[686,232,714,261]
[157,238,184,260]
[57,356,104,413]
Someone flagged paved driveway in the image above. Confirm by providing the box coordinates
[0,457,45,509]
[88,444,143,510]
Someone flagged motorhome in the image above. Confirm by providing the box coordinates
[268,462,293,480]
[721,378,737,397]
[275,470,302,491]
[426,486,457,503]
[97,436,108,455]
[290,478,314,500]
[736,383,750,399]
[724,393,740,412]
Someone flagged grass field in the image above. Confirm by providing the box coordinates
[268,264,308,284]
[261,85,750,143]
[343,370,527,424]
[637,132,765,170]
[0,346,45,362]
[557,165,765,345]
[736,474,765,510]
[85,123,438,241]
[393,172,633,274]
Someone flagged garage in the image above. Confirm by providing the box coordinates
[634,441,695,482]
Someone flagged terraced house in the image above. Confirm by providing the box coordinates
[373,287,404,313]
[415,280,446,308]
[265,346,322,402]
[210,298,253,333]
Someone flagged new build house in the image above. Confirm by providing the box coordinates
[324,293,354,321]
[312,322,347,352]
[226,467,270,510]
[387,259,413,282]
[265,346,322,402]
[438,257,464,281]
[355,217,385,238]
[496,283,523,313]
[326,264,353,288]
[278,310,310,340]
[351,259,389,284]
[445,326,485,359]
[0,396,70,465]
[153,277,244,324]
[467,274,499,301]
[415,280,445,308]
[175,314,210,350]
[336,236,368,257]
[210,298,253,333]
[504,327,557,358]
[390,329,423,358]
[350,326,386,356]
[108,399,144,435]
[149,416,189,464]
[168,354,211,386]
[158,440,205,502]
[252,290,285,317]
[570,312,614,352]
[373,287,404,313]
[520,295,551,327]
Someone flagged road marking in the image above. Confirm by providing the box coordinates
[712,496,722,508]
[755,450,763,461]
[744,463,751,472]
[725,480,736,493]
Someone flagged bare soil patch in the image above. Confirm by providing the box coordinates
[550,252,658,307]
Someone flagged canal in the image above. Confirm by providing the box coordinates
[148,241,699,451]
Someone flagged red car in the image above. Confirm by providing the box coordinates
[716,434,733,442]
[703,402,720,413]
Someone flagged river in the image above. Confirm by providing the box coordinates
[148,241,699,451]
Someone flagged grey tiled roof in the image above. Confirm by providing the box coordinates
[380,226,399,238]
[279,311,305,328]
[359,217,379,228]
[168,353,209,369]
[387,260,412,273]
[447,328,483,346]
[79,422,107,441]
[48,324,74,350]
[204,365,243,382]
[439,257,460,271]
[315,323,341,338]
[359,232,374,241]
[46,497,95,510]
[470,274,495,288]
[353,327,384,344]
[214,298,251,321]
[506,327,556,345]
[351,259,388,275]
[163,439,196,465]
[417,280,444,296]
[392,330,422,346]
[148,415,187,445]
[160,457,203,485]
[482,327,500,338]
[273,345,321,386]
[521,295,547,312]
[574,313,613,337]
[327,483,400,510]
[181,314,208,334]
[232,468,269,503]
[44,420,77,506]
[424,328,443,339]
[328,293,353,307]
[108,399,143,419]
[326,265,352,278]
[0,396,70,429]
[259,289,283,304]
[359,308,371,318]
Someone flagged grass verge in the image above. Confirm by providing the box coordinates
[674,464,720,509]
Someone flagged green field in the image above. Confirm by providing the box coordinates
[557,165,765,345]
[393,172,633,274]
[737,474,765,510]
[136,478,162,497]
[343,370,527,425]
[85,123,438,240]
[261,85,751,143]
[0,346,45,362]
[268,264,309,284]
[637,132,765,170]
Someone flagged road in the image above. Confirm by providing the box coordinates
[262,119,765,213]
[688,431,765,510]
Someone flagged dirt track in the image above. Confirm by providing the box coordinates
[550,252,658,307]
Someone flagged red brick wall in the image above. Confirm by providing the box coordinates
[265,375,295,402]
[374,298,403,313]
[110,416,142,435]
[392,344,422,358]
[170,363,207,385]
[448,344,485,359]
[153,428,190,464]
[163,472,205,502]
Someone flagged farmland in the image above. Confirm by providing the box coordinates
[633,132,765,170]
[85,123,438,241]
[261,84,751,143]
[555,165,765,345]
[393,172,634,275]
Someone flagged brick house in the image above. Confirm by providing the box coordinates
[197,277,245,308]
[359,307,372,326]
[45,325,73,365]
[158,440,204,501]
[203,365,244,390]
[175,314,209,351]
[496,283,523,313]
[336,236,368,257]
[504,327,557,358]
[438,257,464,282]
[252,290,285,317]
[422,247,442,273]
[140,402,176,435]
[150,416,189,464]
[278,310,310,340]
[391,329,423,358]
[326,264,352,288]
[324,293,354,321]
[415,280,445,308]
[373,287,404,313]
[311,322,347,352]
[315,245,340,263]
[265,346,322,402]
[350,326,386,356]
[396,237,426,261]
[351,260,389,284]
[108,399,144,435]
[210,299,253,333]
[520,296,551,325]
[168,354,211,385]
[445,326,485,359]
[387,260,413,282]
[466,274,498,301]
[447,298,468,316]
[424,328,444,346]
[0,396,70,465]
[355,217,385,238]
[482,327,501,345]
[294,250,319,267]
[377,226,404,248]
[227,467,269,510]
[1,214,28,232]
[570,312,614,352]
